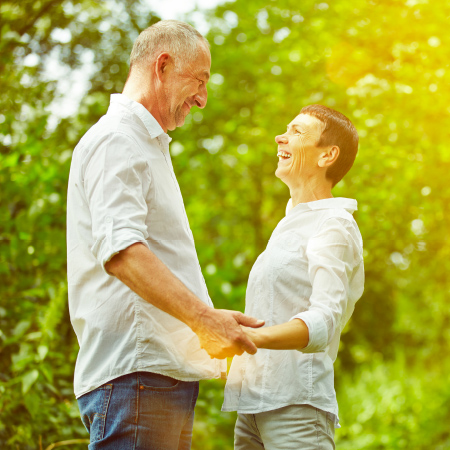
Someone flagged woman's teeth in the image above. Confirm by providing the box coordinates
[277,151,291,159]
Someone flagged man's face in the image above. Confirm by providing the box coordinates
[274,113,325,183]
[161,42,211,131]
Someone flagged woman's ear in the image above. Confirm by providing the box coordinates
[318,145,340,168]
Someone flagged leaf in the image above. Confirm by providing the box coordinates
[40,363,54,384]
[37,345,48,361]
[22,369,39,395]
[23,391,41,417]
[12,320,31,338]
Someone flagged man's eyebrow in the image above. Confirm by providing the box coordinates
[202,70,210,81]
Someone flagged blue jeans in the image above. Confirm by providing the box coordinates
[77,372,199,450]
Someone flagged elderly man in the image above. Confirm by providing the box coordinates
[67,20,263,449]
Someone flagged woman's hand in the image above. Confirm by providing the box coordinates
[240,326,263,348]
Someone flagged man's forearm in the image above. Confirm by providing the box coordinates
[105,242,208,330]
[243,319,309,351]
[105,242,264,358]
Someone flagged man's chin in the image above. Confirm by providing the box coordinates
[164,112,184,132]
[174,114,188,129]
[166,118,180,132]
[168,110,189,131]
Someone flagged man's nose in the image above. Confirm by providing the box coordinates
[275,134,287,144]
[194,85,208,109]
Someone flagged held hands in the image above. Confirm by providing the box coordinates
[240,326,262,348]
[192,309,264,359]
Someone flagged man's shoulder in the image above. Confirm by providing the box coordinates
[75,113,115,149]
[75,109,154,156]
[79,110,131,141]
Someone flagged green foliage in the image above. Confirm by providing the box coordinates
[1,0,450,448]
[0,1,158,447]
[336,355,450,449]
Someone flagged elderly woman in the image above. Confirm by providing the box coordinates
[222,105,364,450]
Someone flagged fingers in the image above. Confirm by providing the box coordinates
[196,310,263,359]
[234,312,265,328]
[239,335,258,355]
[201,335,253,359]
[205,346,244,359]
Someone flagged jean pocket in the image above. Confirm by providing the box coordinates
[139,372,180,391]
[78,384,113,443]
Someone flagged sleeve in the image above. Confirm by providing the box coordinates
[290,217,363,353]
[84,132,151,274]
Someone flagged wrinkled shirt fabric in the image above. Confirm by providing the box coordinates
[222,198,364,427]
[67,94,225,398]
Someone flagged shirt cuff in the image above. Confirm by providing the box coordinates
[91,216,149,275]
[290,310,328,353]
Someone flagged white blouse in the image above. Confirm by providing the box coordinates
[222,198,364,426]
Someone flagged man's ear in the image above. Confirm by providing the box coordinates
[155,52,173,82]
[318,145,340,168]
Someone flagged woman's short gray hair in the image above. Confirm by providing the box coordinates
[130,20,209,70]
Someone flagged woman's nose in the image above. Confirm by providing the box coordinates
[275,134,287,144]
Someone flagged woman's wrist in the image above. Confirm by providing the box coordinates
[242,320,309,351]
[243,327,267,348]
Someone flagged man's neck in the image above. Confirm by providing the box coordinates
[122,77,167,132]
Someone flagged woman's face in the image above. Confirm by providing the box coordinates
[274,113,324,185]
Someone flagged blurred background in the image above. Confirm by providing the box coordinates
[1,0,449,448]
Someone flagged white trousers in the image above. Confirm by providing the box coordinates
[234,404,335,450]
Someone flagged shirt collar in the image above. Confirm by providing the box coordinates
[289,197,358,214]
[108,93,172,142]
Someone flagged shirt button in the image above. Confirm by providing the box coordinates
[105,216,113,223]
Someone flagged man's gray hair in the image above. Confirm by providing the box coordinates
[130,20,209,70]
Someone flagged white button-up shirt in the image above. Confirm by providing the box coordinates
[67,94,225,398]
[222,198,364,426]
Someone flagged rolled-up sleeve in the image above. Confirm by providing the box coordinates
[84,132,151,273]
[290,217,362,353]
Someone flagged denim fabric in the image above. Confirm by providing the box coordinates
[77,372,199,450]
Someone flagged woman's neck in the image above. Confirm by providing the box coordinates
[288,178,333,207]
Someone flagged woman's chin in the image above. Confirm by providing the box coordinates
[275,168,289,184]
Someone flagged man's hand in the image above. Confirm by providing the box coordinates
[191,309,265,359]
